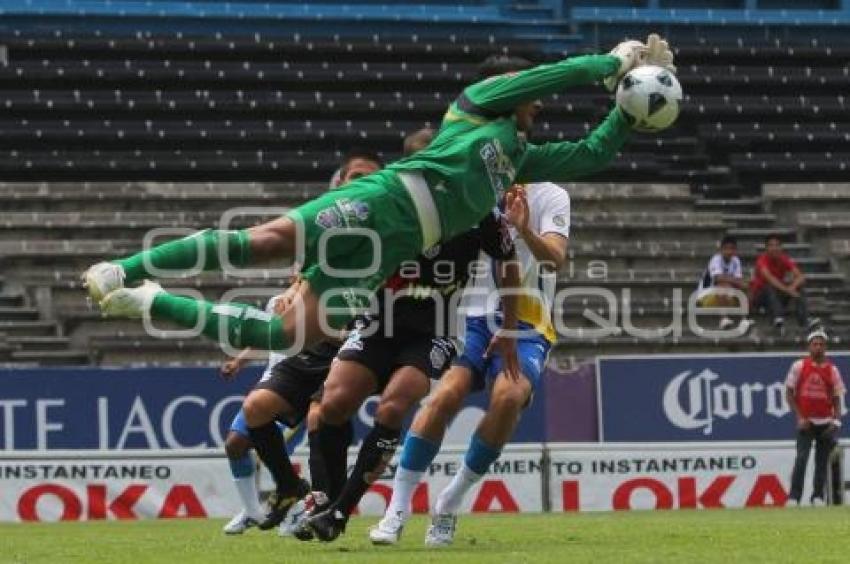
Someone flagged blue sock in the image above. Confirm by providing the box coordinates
[399,433,441,472]
[464,433,501,475]
[229,452,254,479]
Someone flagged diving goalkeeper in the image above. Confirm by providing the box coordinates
[84,35,675,366]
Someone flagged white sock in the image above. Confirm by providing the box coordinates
[233,476,264,518]
[435,463,483,515]
[386,466,423,521]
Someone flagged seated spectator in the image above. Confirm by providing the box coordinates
[750,234,820,335]
[696,235,753,331]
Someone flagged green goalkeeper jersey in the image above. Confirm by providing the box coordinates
[386,53,630,241]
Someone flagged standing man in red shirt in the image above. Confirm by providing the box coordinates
[750,234,819,335]
[785,329,845,506]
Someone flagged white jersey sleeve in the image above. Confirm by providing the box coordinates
[707,254,724,279]
[535,182,571,239]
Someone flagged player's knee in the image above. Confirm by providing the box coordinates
[319,396,354,426]
[306,402,322,432]
[374,399,410,428]
[242,393,273,427]
[490,385,529,416]
[224,432,250,459]
[429,386,465,420]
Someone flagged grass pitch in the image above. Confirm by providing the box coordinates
[3,509,849,564]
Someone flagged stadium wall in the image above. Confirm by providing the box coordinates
[0,365,554,450]
[2,353,847,521]
[0,442,840,521]
[4,353,842,450]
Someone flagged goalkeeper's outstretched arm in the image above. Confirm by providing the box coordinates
[458,54,621,117]
[516,106,632,183]
[456,33,675,118]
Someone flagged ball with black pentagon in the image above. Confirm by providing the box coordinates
[616,65,683,132]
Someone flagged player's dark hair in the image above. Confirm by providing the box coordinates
[341,148,384,170]
[720,235,737,247]
[764,233,782,245]
[477,55,534,80]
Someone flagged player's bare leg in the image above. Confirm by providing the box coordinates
[410,366,475,442]
[370,366,473,544]
[469,373,532,447]
[311,365,431,542]
[425,372,531,546]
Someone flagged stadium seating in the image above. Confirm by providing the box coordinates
[0,30,846,193]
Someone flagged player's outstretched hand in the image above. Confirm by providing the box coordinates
[604,33,676,91]
[220,358,244,380]
[644,33,676,74]
[604,39,646,91]
[485,330,521,382]
[505,187,530,232]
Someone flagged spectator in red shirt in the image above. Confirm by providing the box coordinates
[750,234,819,335]
[784,329,845,506]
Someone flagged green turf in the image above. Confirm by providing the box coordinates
[2,509,848,564]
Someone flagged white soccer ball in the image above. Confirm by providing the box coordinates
[615,65,683,132]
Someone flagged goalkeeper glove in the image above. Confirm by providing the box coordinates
[604,33,677,91]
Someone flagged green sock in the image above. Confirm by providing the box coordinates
[114,229,252,284]
[150,292,289,350]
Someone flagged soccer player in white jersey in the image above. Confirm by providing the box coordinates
[369,181,569,546]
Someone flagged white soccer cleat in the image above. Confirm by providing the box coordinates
[279,497,309,537]
[82,261,126,302]
[424,513,457,547]
[223,510,261,535]
[811,497,826,507]
[369,511,407,545]
[100,280,163,318]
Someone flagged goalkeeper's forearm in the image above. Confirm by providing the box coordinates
[573,106,633,173]
[519,105,631,183]
[114,229,252,284]
[462,54,621,116]
[150,291,290,351]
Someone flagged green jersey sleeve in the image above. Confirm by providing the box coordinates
[460,54,621,116]
[516,107,632,183]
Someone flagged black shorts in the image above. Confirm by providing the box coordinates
[335,316,457,393]
[253,341,338,427]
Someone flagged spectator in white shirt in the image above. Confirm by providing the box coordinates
[696,235,752,331]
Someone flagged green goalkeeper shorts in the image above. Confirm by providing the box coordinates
[287,169,430,328]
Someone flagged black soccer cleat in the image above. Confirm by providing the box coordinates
[293,491,331,542]
[258,478,310,531]
[307,507,349,542]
